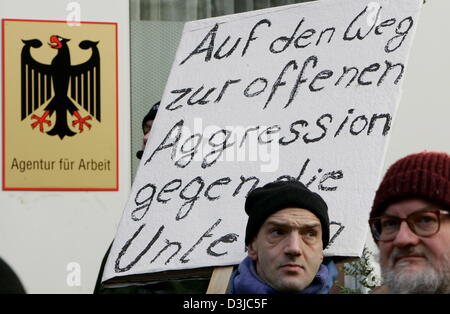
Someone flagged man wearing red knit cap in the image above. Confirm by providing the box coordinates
[369,152,450,294]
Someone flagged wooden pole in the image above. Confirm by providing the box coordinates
[206,266,234,294]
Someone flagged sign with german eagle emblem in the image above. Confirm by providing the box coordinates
[2,19,118,190]
[22,35,101,139]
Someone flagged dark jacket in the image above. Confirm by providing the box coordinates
[0,257,26,294]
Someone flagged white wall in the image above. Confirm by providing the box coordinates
[0,0,130,293]
[383,0,450,164]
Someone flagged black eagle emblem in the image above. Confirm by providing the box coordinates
[21,35,100,139]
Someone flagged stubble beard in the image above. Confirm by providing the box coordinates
[381,251,450,294]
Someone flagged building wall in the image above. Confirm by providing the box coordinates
[383,0,450,167]
[0,0,131,293]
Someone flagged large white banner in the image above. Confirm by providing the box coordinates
[103,0,422,283]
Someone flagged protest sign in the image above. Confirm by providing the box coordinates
[103,0,422,284]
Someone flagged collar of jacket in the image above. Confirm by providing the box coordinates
[229,256,329,294]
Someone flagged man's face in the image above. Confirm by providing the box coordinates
[248,207,324,292]
[378,198,450,293]
[141,120,154,150]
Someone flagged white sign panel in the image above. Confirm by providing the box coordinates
[103,0,422,283]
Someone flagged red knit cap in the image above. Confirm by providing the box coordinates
[370,151,450,220]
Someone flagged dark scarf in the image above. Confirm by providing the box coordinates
[230,256,329,294]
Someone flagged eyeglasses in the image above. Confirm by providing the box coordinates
[369,208,449,241]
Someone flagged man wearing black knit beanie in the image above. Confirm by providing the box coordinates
[369,151,450,294]
[228,180,337,294]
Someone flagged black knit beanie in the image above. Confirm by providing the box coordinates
[244,180,330,248]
